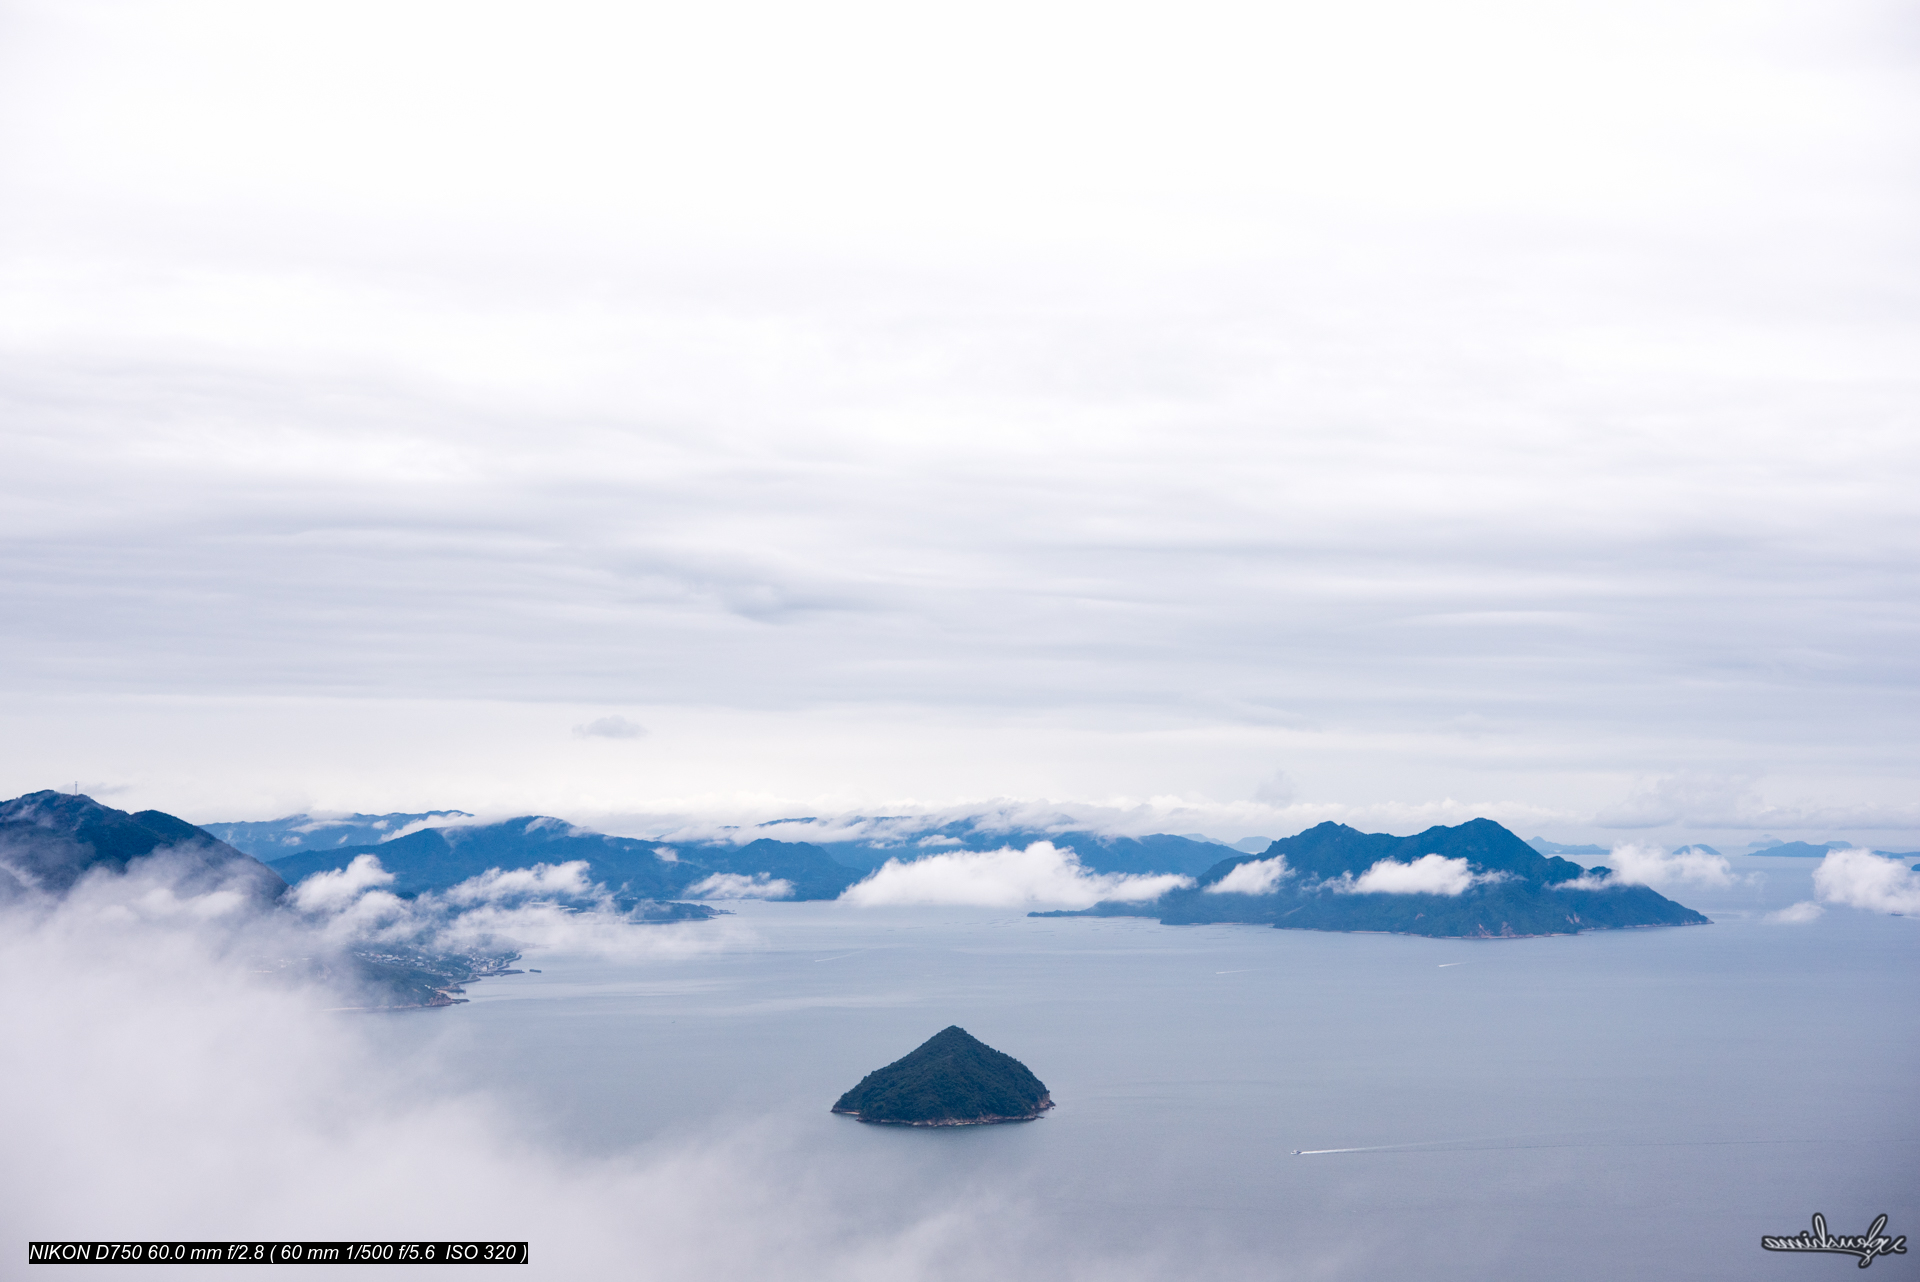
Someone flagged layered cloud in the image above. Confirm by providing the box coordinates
[1811,849,1920,916]
[840,842,1191,908]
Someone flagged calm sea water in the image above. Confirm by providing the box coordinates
[379,858,1919,1280]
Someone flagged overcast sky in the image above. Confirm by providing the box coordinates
[2,0,1915,844]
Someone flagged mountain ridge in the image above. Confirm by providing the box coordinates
[1035,818,1709,938]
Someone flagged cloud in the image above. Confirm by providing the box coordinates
[2,1,1915,830]
[288,852,395,913]
[280,855,742,960]
[840,842,1192,908]
[1763,901,1825,924]
[574,715,647,740]
[440,860,597,906]
[1590,843,1738,892]
[686,872,794,900]
[0,873,1185,1282]
[1206,857,1291,895]
[1812,849,1920,916]
[1338,855,1480,896]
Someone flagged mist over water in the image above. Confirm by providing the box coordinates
[4,855,1912,1279]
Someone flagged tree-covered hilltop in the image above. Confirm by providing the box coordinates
[833,1026,1054,1126]
[0,791,286,903]
[1034,818,1710,939]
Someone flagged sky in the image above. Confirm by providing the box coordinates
[2,0,1916,847]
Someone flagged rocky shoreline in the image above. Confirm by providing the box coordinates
[833,1093,1054,1126]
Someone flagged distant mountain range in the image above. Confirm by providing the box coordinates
[1746,840,1853,858]
[202,811,474,854]
[0,792,663,1008]
[1037,818,1709,938]
[781,819,1233,877]
[260,819,863,902]
[1526,837,1612,857]
[209,811,1244,895]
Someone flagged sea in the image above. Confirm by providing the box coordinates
[362,856,1917,1280]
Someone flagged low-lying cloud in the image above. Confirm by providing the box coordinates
[1206,857,1291,896]
[686,872,794,900]
[1338,855,1481,897]
[1561,843,1738,892]
[840,842,1192,908]
[1811,848,1920,916]
[0,862,1195,1282]
[1763,901,1825,925]
[277,853,741,962]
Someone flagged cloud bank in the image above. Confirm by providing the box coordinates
[840,843,1192,908]
[1812,849,1920,916]
[5,1,1917,824]
[1565,843,1739,893]
[0,867,1191,1282]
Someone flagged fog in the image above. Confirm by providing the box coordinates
[9,848,1916,1280]
[0,863,1156,1280]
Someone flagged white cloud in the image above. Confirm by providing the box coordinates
[840,842,1191,908]
[0,882,1160,1282]
[440,860,596,906]
[686,872,794,900]
[1340,854,1479,896]
[1593,843,1737,891]
[288,853,394,913]
[1812,848,1920,916]
[1763,901,1824,925]
[1206,857,1291,896]
[282,855,740,959]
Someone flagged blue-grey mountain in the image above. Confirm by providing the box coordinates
[1036,818,1708,938]
[0,791,286,903]
[261,818,861,902]
[205,810,473,855]
[766,818,1231,877]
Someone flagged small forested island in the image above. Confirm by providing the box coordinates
[833,1026,1054,1126]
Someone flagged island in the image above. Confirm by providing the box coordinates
[1032,818,1711,939]
[832,1026,1054,1126]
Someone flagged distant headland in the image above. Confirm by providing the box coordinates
[1031,818,1711,938]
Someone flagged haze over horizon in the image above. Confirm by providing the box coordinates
[3,0,1916,849]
